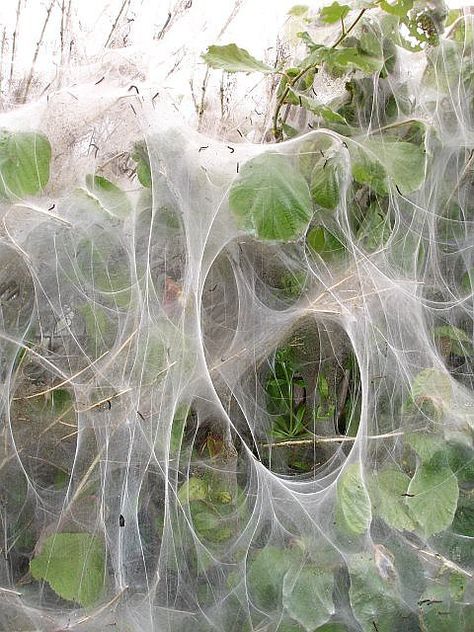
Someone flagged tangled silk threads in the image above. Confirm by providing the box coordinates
[0,3,473,631]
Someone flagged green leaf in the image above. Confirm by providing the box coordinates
[317,375,330,400]
[307,225,345,260]
[379,0,413,17]
[349,551,401,632]
[30,533,105,607]
[327,48,384,74]
[283,565,334,631]
[407,459,459,537]
[190,502,233,543]
[461,269,473,293]
[0,129,51,199]
[288,5,309,17]
[202,44,273,73]
[362,138,426,194]
[132,141,151,187]
[320,2,350,24]
[405,432,445,462]
[447,442,474,486]
[247,546,295,610]
[178,476,208,503]
[359,29,384,59]
[410,368,452,414]
[433,325,472,357]
[452,495,474,537]
[282,123,300,139]
[310,158,341,210]
[84,175,131,219]
[298,136,335,179]
[369,467,417,531]
[418,580,465,632]
[336,463,372,535]
[229,152,313,241]
[79,304,110,353]
[381,37,397,76]
[350,145,389,195]
[356,201,391,251]
[170,405,189,456]
[299,96,348,125]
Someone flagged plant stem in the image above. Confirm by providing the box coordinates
[332,9,366,48]
[272,8,367,140]
[260,429,406,449]
[22,0,55,102]
[9,0,22,85]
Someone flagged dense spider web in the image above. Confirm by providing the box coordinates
[0,1,473,631]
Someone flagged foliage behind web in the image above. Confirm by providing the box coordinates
[0,1,473,631]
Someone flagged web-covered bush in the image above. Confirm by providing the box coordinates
[0,1,473,631]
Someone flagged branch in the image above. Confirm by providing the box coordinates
[260,429,406,449]
[272,8,366,139]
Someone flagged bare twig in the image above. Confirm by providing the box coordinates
[198,68,210,128]
[23,0,55,101]
[157,11,172,40]
[14,350,109,401]
[9,0,22,84]
[406,540,473,579]
[335,367,351,428]
[260,429,406,449]
[104,0,130,48]
[0,28,7,97]
[69,587,129,628]
[0,585,22,597]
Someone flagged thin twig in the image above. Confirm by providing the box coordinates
[9,0,22,85]
[332,8,366,48]
[335,367,350,428]
[23,0,55,101]
[272,8,366,139]
[157,11,172,40]
[0,28,7,97]
[70,587,129,628]
[406,540,472,579]
[198,68,210,128]
[260,429,406,449]
[104,0,130,48]
[0,585,22,597]
[14,350,109,400]
[12,202,72,227]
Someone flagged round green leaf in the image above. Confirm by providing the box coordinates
[247,546,295,610]
[369,467,417,531]
[307,225,345,260]
[85,174,131,219]
[336,463,372,535]
[362,138,426,194]
[283,565,334,631]
[229,152,313,241]
[310,159,340,210]
[30,533,105,607]
[407,460,459,537]
[410,368,452,415]
[350,145,389,196]
[349,552,401,632]
[0,129,51,199]
[132,141,152,187]
[178,476,208,503]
